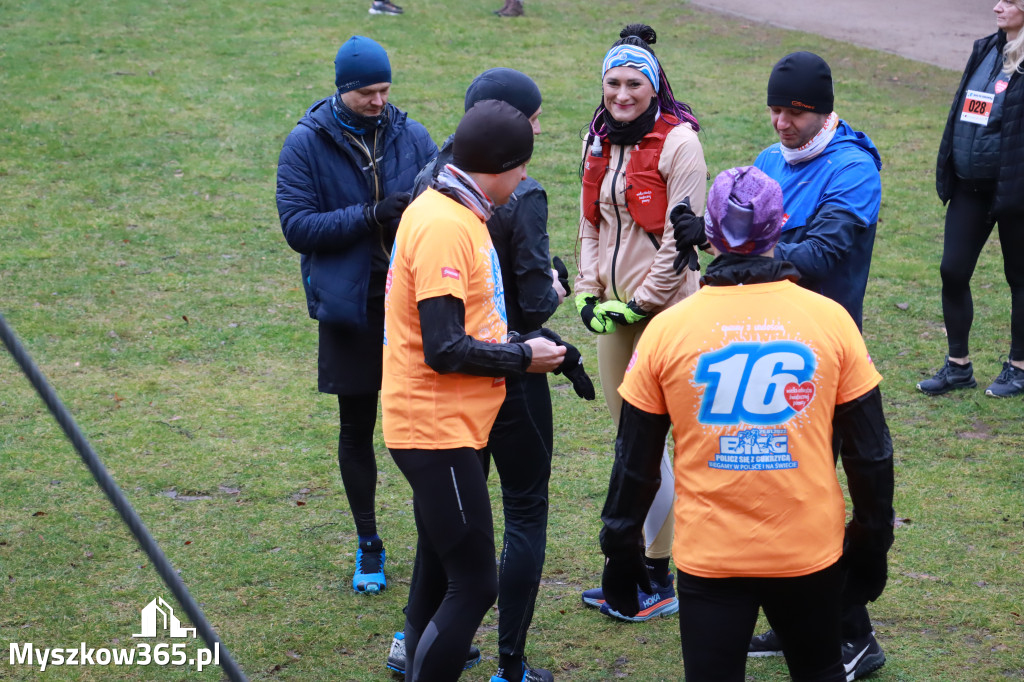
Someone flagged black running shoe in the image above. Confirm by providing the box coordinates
[985,361,1024,398]
[842,631,885,680]
[917,357,976,395]
[747,628,783,657]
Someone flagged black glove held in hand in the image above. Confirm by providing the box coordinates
[670,196,707,274]
[601,551,653,619]
[552,255,571,298]
[371,192,412,226]
[842,524,890,605]
[517,328,595,400]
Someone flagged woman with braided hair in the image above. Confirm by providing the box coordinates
[574,22,707,622]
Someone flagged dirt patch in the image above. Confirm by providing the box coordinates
[689,0,995,71]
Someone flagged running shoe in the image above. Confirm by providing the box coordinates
[598,574,679,622]
[985,361,1024,397]
[352,538,386,593]
[368,0,403,14]
[580,585,606,609]
[843,631,885,680]
[917,357,976,395]
[490,658,554,682]
[747,628,784,657]
[386,632,481,675]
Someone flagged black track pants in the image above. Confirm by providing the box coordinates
[940,181,1024,361]
[337,393,379,538]
[485,373,553,659]
[676,563,845,682]
[391,447,498,682]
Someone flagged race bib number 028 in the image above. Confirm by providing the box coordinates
[695,341,817,425]
[961,89,994,126]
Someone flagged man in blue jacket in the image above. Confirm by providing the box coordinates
[275,35,437,595]
[748,52,886,680]
[754,51,882,331]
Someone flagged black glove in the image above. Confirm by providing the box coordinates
[601,299,649,326]
[670,196,707,274]
[370,192,412,226]
[517,328,595,400]
[552,255,571,298]
[841,524,890,605]
[601,550,652,619]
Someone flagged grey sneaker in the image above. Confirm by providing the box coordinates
[917,357,976,395]
[985,361,1024,398]
[386,632,481,675]
[369,0,403,14]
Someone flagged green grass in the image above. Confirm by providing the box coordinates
[2,0,1023,680]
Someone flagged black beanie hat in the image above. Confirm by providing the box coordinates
[766,51,834,114]
[464,68,542,119]
[453,100,534,174]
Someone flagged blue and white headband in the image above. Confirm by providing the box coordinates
[601,44,660,93]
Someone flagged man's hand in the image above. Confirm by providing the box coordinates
[670,196,707,273]
[600,300,649,326]
[524,337,566,373]
[601,551,652,619]
[576,294,616,334]
[371,192,412,225]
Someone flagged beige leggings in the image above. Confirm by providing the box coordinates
[597,319,674,560]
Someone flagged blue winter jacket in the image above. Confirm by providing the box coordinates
[276,97,437,328]
[754,121,882,329]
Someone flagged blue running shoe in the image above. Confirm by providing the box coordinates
[581,586,606,609]
[490,658,554,682]
[598,574,678,622]
[353,538,386,593]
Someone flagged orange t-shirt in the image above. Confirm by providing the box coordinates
[618,279,882,578]
[382,188,508,450]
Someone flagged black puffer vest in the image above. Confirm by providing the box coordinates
[936,31,1024,219]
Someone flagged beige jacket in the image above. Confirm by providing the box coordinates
[575,122,707,313]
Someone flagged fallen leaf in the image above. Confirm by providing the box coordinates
[296,500,306,506]
[895,302,909,310]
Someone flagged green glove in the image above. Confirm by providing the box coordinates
[576,293,617,334]
[600,299,650,326]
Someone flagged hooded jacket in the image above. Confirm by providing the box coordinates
[936,31,1024,219]
[276,97,437,328]
[754,121,882,329]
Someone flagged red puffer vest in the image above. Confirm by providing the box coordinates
[581,114,679,234]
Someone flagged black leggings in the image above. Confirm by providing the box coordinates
[940,181,1024,361]
[391,448,498,682]
[484,373,553,659]
[337,393,379,539]
[676,563,845,682]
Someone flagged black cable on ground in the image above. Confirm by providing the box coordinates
[0,312,248,682]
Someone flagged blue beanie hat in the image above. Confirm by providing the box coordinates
[335,36,391,92]
[464,68,542,119]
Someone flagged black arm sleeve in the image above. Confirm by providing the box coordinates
[835,386,895,552]
[599,401,671,558]
[418,295,531,377]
